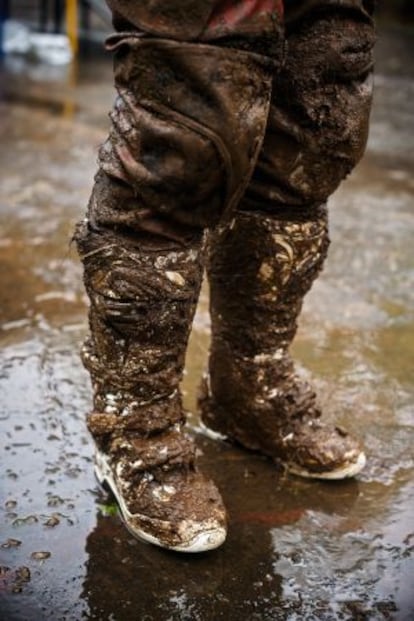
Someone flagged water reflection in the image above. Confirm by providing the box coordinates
[81,451,365,621]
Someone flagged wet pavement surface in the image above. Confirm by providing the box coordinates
[1,22,414,621]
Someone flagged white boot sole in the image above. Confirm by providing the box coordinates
[286,451,367,480]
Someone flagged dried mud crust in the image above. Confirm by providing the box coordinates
[95,426,227,551]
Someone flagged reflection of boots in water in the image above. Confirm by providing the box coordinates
[82,509,283,621]
[75,211,227,552]
[81,472,360,619]
[199,206,366,479]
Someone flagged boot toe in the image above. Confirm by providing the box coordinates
[286,448,366,480]
[282,422,366,480]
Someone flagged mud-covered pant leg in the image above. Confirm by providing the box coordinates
[211,0,377,330]
[74,35,274,441]
[245,0,376,213]
[206,2,376,423]
[241,0,377,329]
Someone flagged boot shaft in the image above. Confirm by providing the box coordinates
[207,205,330,357]
[74,216,206,439]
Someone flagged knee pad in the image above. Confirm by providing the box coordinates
[98,36,273,228]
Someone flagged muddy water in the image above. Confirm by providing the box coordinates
[1,25,414,621]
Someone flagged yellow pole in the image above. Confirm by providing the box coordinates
[66,0,79,56]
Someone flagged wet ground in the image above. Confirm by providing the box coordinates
[1,22,414,621]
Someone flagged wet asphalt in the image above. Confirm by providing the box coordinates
[0,21,414,621]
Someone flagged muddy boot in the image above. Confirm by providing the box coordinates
[75,215,227,552]
[199,206,366,480]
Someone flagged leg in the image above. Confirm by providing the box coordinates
[200,1,376,479]
[75,33,273,551]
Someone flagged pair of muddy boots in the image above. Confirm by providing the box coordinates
[76,205,365,553]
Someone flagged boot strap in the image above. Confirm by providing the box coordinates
[110,429,196,473]
[87,397,185,437]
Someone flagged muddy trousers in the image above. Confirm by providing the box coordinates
[75,6,375,463]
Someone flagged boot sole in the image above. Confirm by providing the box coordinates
[286,450,366,480]
[94,450,227,553]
